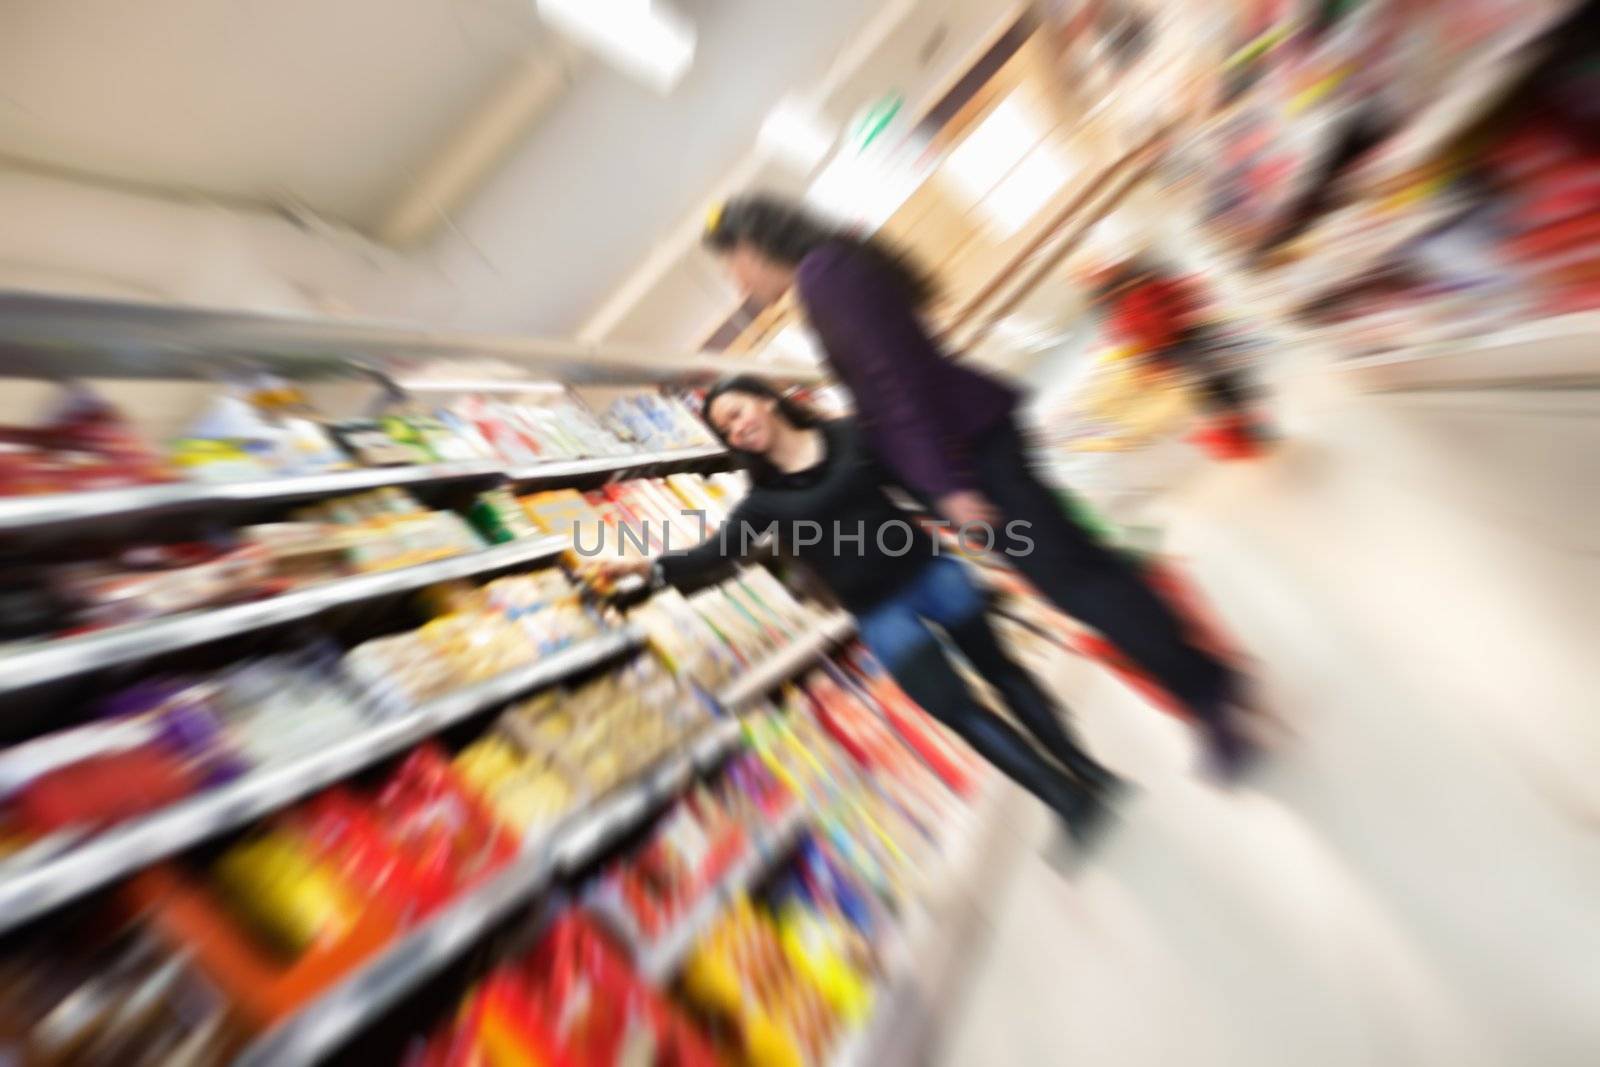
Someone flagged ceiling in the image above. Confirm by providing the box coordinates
[0,0,551,229]
[0,0,1014,340]
[420,0,899,335]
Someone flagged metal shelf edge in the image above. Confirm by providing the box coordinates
[0,627,644,934]
[716,612,856,713]
[233,723,716,1067]
[0,536,569,694]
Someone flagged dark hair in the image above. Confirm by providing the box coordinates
[705,194,940,310]
[701,375,818,486]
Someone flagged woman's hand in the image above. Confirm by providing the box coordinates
[596,557,654,581]
[937,490,1000,533]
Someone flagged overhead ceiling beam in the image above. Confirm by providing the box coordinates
[375,43,582,248]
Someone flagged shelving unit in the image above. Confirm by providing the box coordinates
[0,534,574,694]
[1330,312,1600,391]
[0,446,729,536]
[231,616,857,1067]
[0,290,822,385]
[0,286,881,1066]
[718,611,857,712]
[0,627,645,932]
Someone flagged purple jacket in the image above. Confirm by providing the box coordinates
[795,241,1018,499]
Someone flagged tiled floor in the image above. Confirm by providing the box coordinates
[930,385,1600,1066]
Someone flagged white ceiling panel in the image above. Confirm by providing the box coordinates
[0,0,548,227]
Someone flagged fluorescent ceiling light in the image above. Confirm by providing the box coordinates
[537,0,696,94]
[981,147,1071,237]
[940,94,1072,239]
[941,95,1039,202]
[765,323,824,365]
[759,96,837,173]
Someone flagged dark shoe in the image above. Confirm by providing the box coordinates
[1198,708,1262,783]
[1055,744,1125,796]
[1058,786,1117,851]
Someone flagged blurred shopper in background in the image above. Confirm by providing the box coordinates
[596,377,1123,843]
[1088,257,1272,456]
[705,195,1255,777]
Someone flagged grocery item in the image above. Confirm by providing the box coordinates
[0,925,239,1067]
[468,486,543,544]
[212,829,362,959]
[49,541,275,634]
[681,894,842,1067]
[0,383,175,496]
[410,913,720,1067]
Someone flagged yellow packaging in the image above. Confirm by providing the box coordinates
[213,831,358,957]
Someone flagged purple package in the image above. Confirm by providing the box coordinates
[97,678,249,787]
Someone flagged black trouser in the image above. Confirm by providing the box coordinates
[964,419,1236,719]
[878,613,1101,821]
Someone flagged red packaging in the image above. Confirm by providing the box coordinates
[10,746,199,833]
[1504,213,1600,262]
[520,912,721,1067]
[840,653,979,795]
[374,746,516,898]
[293,789,454,922]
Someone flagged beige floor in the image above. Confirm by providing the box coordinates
[932,383,1600,1067]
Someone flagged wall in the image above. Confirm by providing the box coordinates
[0,165,444,317]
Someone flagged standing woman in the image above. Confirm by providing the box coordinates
[704,196,1253,777]
[597,377,1121,844]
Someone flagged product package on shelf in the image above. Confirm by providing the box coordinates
[403,912,721,1067]
[605,393,720,452]
[114,743,514,1030]
[177,378,352,481]
[0,646,369,862]
[0,383,176,497]
[581,758,779,957]
[679,892,855,1067]
[0,920,242,1066]
[457,652,710,841]
[342,568,605,712]
[0,484,501,650]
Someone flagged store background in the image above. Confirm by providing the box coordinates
[1,1,1598,1065]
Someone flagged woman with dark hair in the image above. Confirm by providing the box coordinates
[599,376,1122,845]
[704,195,1254,777]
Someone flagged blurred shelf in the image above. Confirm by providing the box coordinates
[0,535,569,695]
[0,462,505,535]
[0,448,729,537]
[0,627,645,934]
[1343,4,1572,194]
[716,611,856,712]
[234,626,853,1066]
[1274,201,1465,312]
[0,290,822,384]
[828,778,1006,1067]
[234,720,725,1067]
[506,444,727,483]
[633,803,810,983]
[1331,312,1600,391]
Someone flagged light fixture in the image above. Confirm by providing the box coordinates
[758,96,838,173]
[398,378,568,396]
[940,94,1073,238]
[536,0,696,94]
[764,323,825,365]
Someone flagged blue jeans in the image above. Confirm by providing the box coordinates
[856,556,988,671]
[854,558,1111,819]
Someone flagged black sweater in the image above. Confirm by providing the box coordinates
[657,419,939,612]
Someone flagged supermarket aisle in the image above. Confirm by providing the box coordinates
[934,384,1600,1067]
